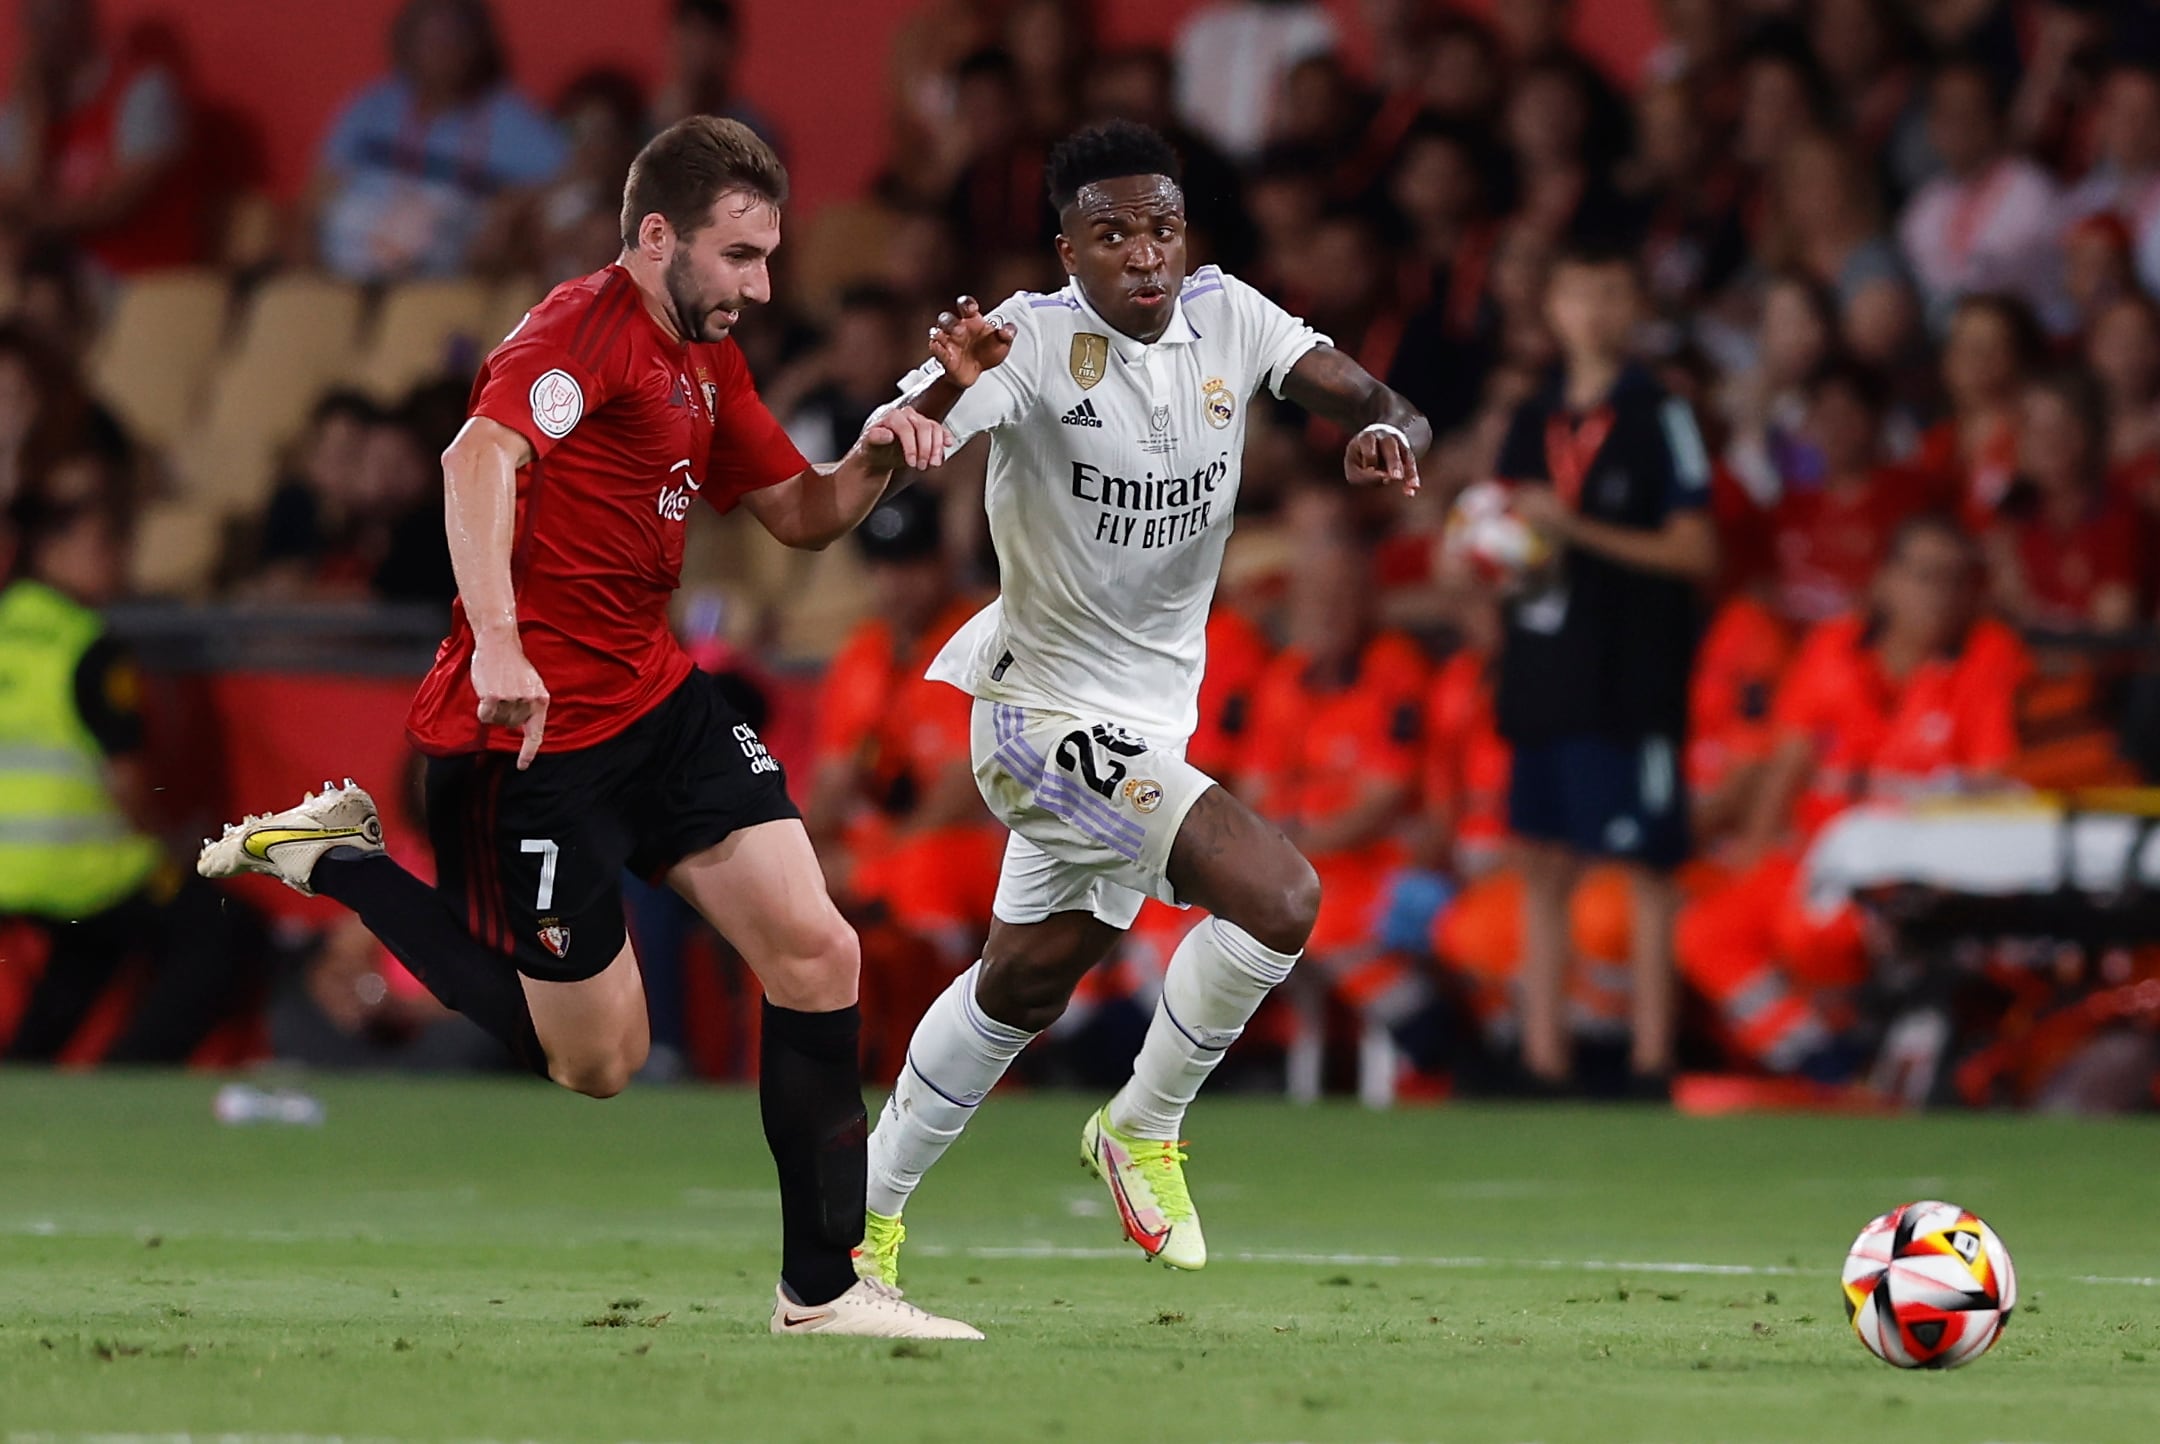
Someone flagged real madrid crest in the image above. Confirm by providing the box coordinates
[1202,376,1235,429]
[1071,333,1110,390]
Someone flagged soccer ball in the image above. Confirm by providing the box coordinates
[1842,1200,2017,1369]
[1441,480,1552,592]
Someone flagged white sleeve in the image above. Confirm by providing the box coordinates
[886,293,1037,450]
[1220,271,1330,399]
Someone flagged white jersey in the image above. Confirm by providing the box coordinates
[895,266,1328,742]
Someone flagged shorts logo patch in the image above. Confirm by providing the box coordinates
[1123,777,1164,813]
[734,722,780,775]
[529,369,584,438]
[1202,376,1235,429]
[537,916,571,958]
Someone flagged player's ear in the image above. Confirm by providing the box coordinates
[637,212,672,260]
[1054,233,1077,277]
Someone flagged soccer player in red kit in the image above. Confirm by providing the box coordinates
[200,118,1006,1340]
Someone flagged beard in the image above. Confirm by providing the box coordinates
[665,249,730,342]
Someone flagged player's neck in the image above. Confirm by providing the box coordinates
[1561,354,1623,411]
[618,249,686,345]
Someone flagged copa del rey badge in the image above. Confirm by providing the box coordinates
[537,917,571,959]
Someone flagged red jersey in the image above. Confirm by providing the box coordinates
[408,266,808,756]
[1687,594,1793,794]
[1421,649,1511,876]
[1770,614,2030,839]
[1770,469,1930,625]
[1998,497,2144,627]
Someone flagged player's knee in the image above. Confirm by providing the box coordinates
[762,912,861,1012]
[976,949,1082,1033]
[552,1053,635,1099]
[1244,852,1320,957]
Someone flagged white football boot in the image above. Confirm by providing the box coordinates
[768,1279,983,1340]
[197,780,384,896]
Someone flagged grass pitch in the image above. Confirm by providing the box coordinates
[1,1071,2156,1444]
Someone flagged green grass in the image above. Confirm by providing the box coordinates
[0,1072,2156,1443]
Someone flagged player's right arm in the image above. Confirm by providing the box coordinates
[441,416,550,768]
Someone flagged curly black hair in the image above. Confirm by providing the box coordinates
[1045,120,1183,214]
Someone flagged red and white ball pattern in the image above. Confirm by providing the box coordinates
[1842,1200,2017,1369]
[1441,480,1553,592]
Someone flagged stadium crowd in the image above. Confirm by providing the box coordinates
[2,0,2159,1109]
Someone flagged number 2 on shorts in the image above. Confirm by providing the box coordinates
[520,838,559,910]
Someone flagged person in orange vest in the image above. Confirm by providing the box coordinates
[1241,531,1441,1066]
[1677,514,2032,1074]
[804,487,1003,1074]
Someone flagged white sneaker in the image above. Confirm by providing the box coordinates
[768,1279,983,1340]
[197,780,383,897]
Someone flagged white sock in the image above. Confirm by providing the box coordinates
[1109,918,1298,1140]
[866,961,1036,1217]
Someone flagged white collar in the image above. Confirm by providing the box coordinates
[1068,279,1200,362]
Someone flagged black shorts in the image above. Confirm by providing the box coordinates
[1506,733,1690,872]
[426,670,798,982]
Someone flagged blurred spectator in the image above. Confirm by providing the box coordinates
[0,0,202,275]
[1241,526,1444,1069]
[1620,77,1748,322]
[1914,292,2045,528]
[1269,51,1370,156]
[1385,119,1505,436]
[1173,0,1339,163]
[650,0,781,146]
[245,384,457,607]
[0,322,127,509]
[940,50,1052,260]
[473,68,646,285]
[1414,14,1505,127]
[1487,240,1718,1093]
[1680,517,2030,1075]
[1005,0,1091,142]
[1809,0,1927,188]
[2066,61,2160,298]
[1723,272,1838,506]
[1987,371,2143,632]
[768,284,916,463]
[0,483,256,1064]
[1765,131,1916,367]
[2086,291,2160,501]
[1898,58,2066,334]
[1502,54,1629,241]
[1769,358,1932,627]
[2059,211,2139,340]
[307,0,567,282]
[1082,49,1249,268]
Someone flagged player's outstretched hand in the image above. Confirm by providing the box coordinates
[928,295,1015,387]
[864,405,949,471]
[472,635,550,770]
[1346,425,1421,497]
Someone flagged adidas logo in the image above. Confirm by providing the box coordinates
[1060,399,1103,427]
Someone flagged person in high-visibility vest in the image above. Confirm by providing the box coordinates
[0,482,249,1062]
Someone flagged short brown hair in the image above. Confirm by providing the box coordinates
[619,116,788,248]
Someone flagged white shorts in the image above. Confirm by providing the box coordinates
[971,699,1215,930]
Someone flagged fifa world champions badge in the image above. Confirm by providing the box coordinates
[1070,333,1109,390]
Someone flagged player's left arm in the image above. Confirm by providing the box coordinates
[745,297,1015,550]
[1280,346,1432,496]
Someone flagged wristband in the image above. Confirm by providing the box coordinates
[1359,422,1413,450]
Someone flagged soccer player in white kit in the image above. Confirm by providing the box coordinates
[858,121,1432,1299]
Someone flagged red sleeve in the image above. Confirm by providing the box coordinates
[468,302,613,462]
[704,341,810,511]
[1959,626,2032,772]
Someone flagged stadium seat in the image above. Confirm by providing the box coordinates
[129,497,227,598]
[346,279,494,400]
[197,276,369,472]
[86,269,231,451]
[171,428,279,518]
[218,191,284,271]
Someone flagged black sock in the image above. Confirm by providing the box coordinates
[311,849,549,1079]
[760,999,867,1306]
